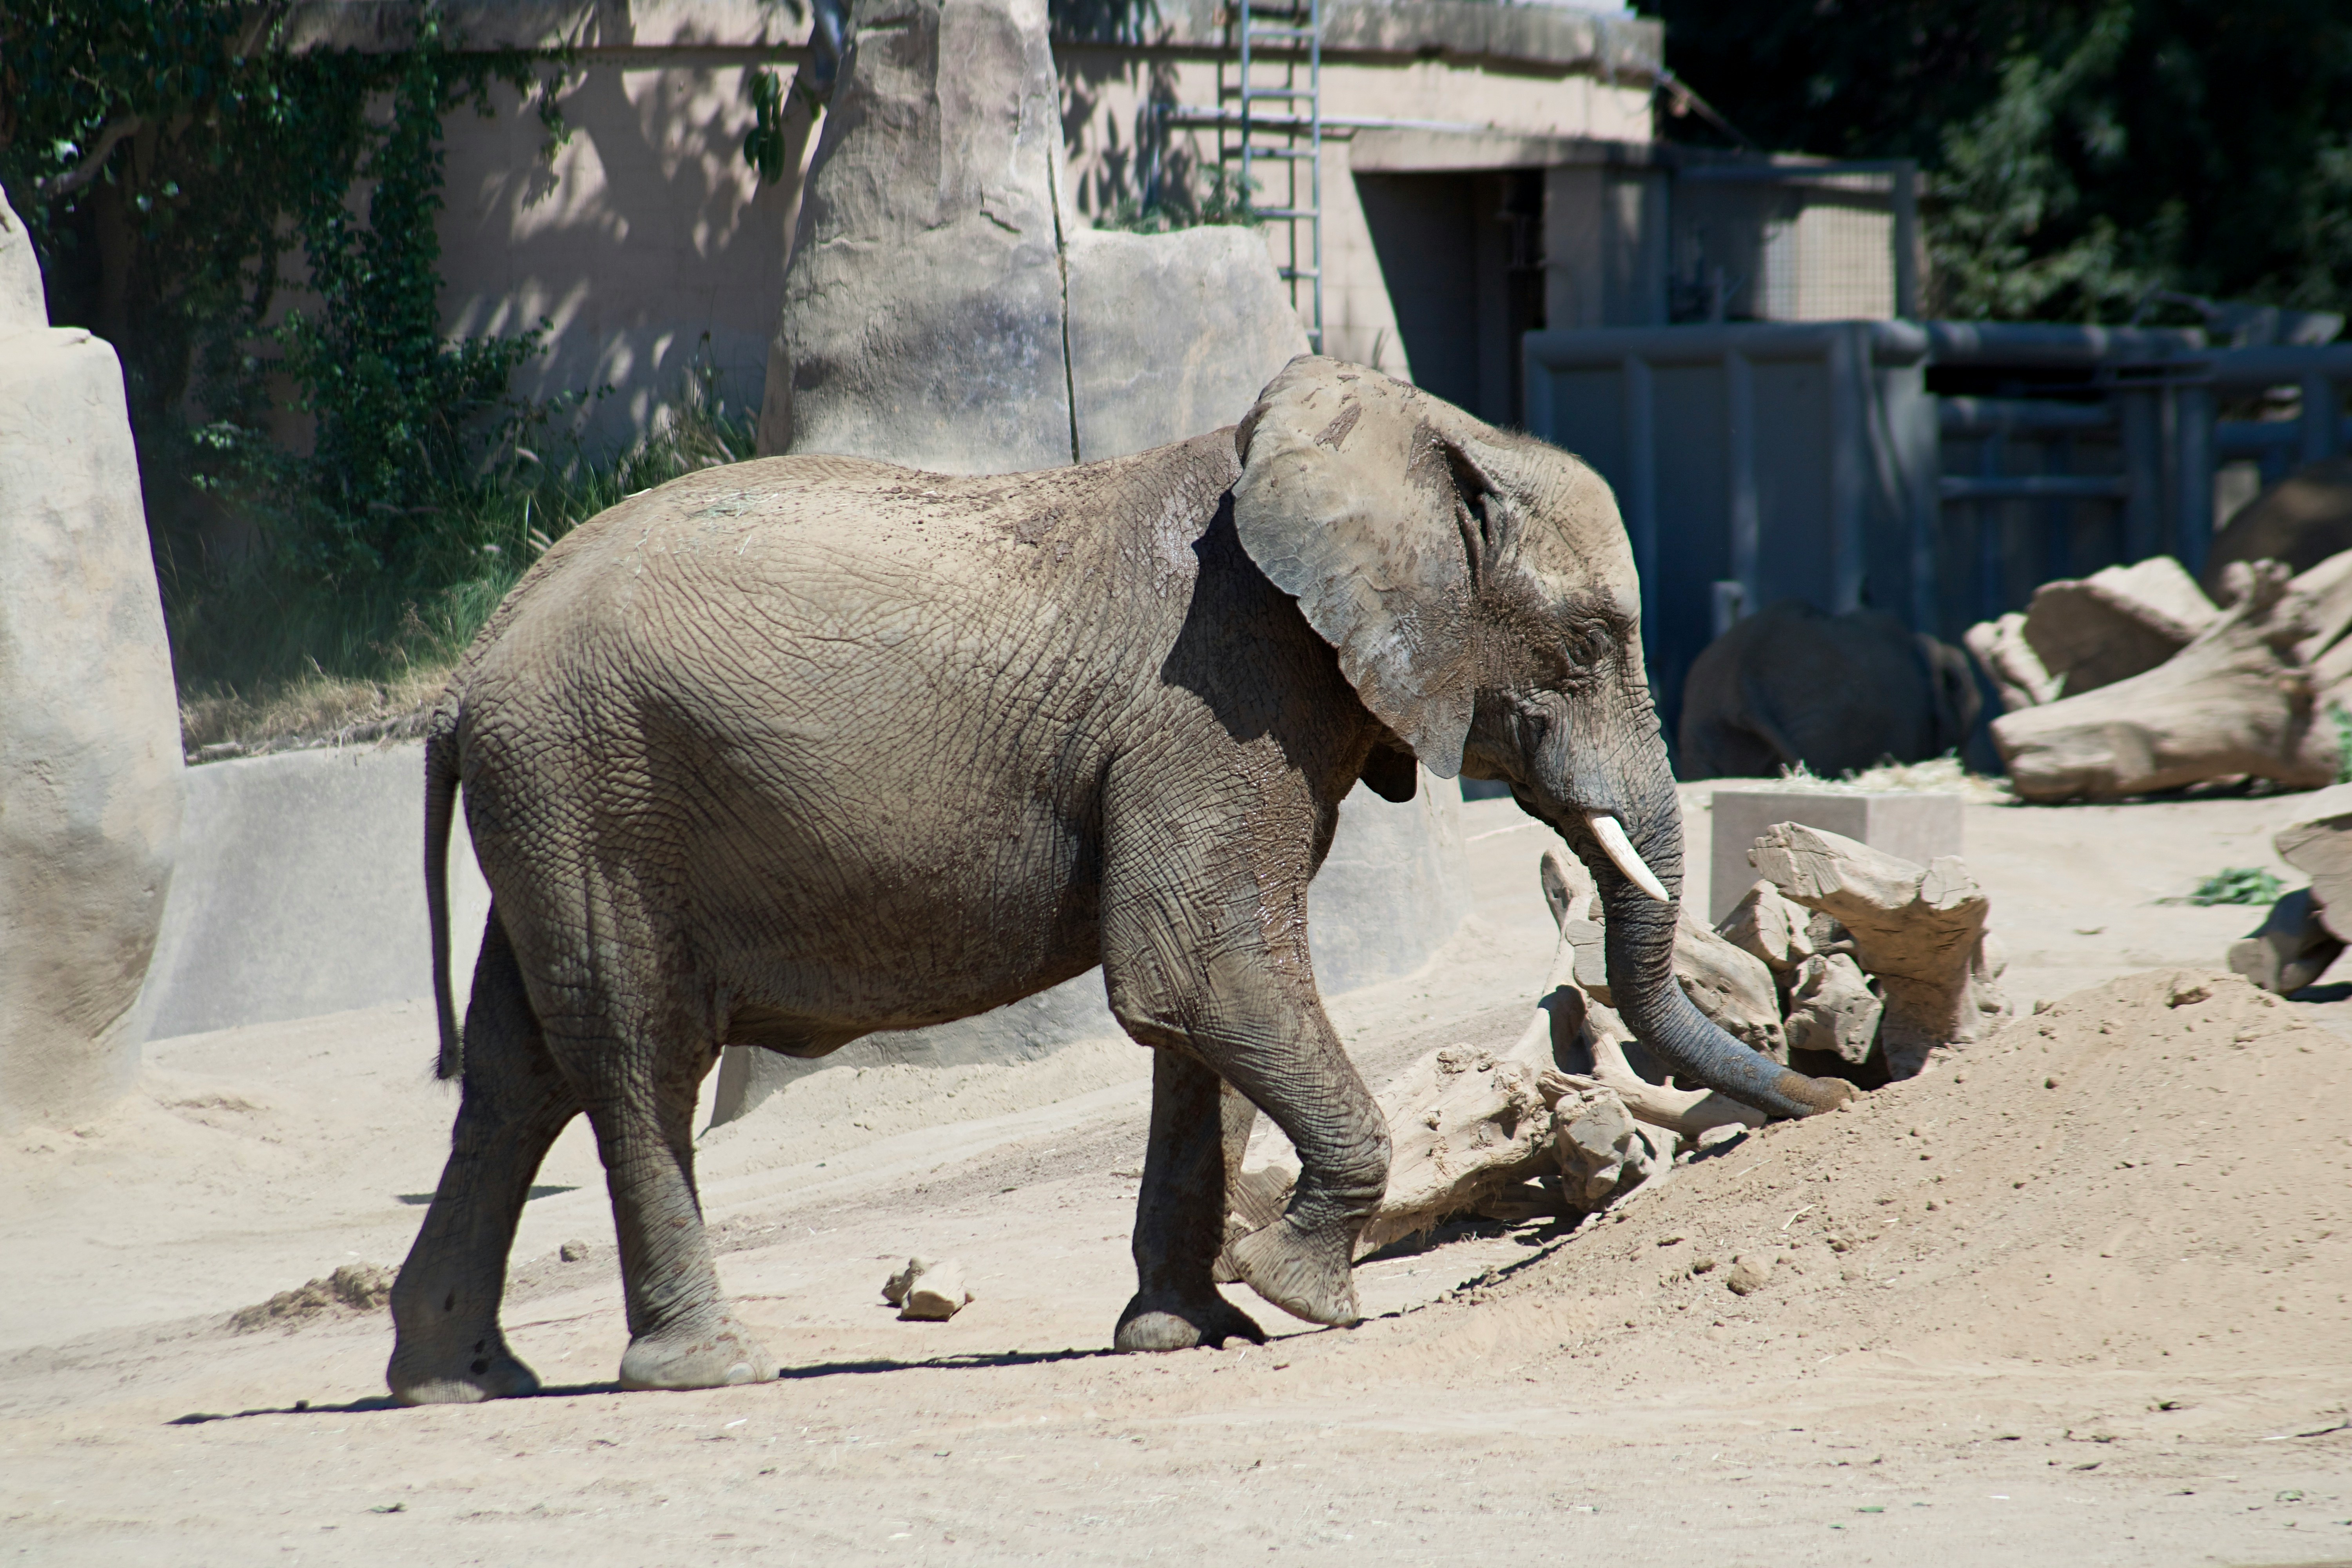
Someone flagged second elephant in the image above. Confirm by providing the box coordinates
[1678,601,1980,780]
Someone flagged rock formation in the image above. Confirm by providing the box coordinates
[0,186,183,1130]
[759,0,1307,472]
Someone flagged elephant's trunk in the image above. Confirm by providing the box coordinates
[1532,698,1850,1120]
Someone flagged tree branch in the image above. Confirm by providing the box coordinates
[36,117,140,200]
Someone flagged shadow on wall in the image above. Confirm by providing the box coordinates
[436,60,806,456]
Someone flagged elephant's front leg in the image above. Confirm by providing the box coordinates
[1100,814,1391,1336]
[1114,1048,1271,1351]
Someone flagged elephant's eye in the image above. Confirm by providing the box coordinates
[1559,625,1604,671]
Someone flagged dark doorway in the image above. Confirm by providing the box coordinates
[1355,169,1546,428]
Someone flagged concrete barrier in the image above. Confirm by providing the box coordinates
[143,746,492,1042]
[145,748,1471,1120]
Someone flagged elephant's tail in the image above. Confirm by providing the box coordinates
[425,724,464,1082]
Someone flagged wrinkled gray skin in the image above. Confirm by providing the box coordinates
[387,358,1852,1405]
[1677,600,1980,780]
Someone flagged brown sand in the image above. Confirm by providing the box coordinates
[4,790,2352,1564]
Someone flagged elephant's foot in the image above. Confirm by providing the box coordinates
[1220,1217,1362,1327]
[1113,1290,1267,1352]
[617,1316,776,1392]
[387,1331,542,1406]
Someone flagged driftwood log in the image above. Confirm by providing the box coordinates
[2226,887,2345,996]
[1715,879,1814,984]
[1543,1078,1667,1206]
[1673,914,1787,1060]
[1966,556,2217,711]
[1783,952,1882,1063]
[1749,822,2004,1078]
[1991,561,2341,802]
[2223,783,2352,995]
[2274,783,2352,943]
[1555,895,1784,1058]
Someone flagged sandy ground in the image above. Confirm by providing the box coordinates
[5,786,2351,1565]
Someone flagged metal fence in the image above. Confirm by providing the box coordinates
[1521,320,2352,737]
[1668,161,1921,326]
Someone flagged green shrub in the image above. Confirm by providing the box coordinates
[2174,867,2288,907]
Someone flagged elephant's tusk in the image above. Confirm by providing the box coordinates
[1584,811,1671,903]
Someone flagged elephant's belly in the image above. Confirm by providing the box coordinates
[695,814,1107,1041]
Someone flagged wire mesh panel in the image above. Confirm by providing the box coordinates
[1670,162,1919,326]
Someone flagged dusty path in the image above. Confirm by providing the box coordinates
[4,788,2349,1564]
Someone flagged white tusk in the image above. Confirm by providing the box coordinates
[1584,811,1671,903]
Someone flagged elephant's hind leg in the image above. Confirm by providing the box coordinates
[554,985,775,1392]
[1113,1049,1268,1352]
[388,911,577,1405]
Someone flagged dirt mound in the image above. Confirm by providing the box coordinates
[227,1263,394,1334]
[1388,969,2352,1388]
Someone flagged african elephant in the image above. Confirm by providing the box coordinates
[2202,455,2352,601]
[1677,600,1980,780]
[387,357,1852,1405]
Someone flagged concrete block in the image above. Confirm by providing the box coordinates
[1707,788,1962,924]
[143,746,492,1040]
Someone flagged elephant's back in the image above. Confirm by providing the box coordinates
[445,432,1244,788]
[480,436,1240,654]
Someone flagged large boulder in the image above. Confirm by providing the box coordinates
[759,0,1073,472]
[1065,225,1308,461]
[0,187,183,1131]
[757,0,1308,472]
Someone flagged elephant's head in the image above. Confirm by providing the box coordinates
[1232,357,1850,1119]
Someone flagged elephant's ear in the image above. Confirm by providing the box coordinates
[1231,357,1504,779]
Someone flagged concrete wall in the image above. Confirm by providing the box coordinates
[1056,44,1656,377]
[143,746,492,1042]
[435,62,815,455]
[292,0,1665,452]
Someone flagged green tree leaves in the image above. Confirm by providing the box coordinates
[1655,0,2352,323]
[0,0,571,684]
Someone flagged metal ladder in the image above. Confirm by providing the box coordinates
[1219,0,1323,351]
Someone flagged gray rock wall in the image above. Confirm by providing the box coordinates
[0,189,183,1130]
[759,0,1312,472]
[1065,226,1308,462]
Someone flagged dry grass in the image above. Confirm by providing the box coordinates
[178,662,453,763]
[1758,754,2012,802]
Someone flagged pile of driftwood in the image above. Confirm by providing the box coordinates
[2229,784,2352,994]
[1227,827,2010,1246]
[1969,553,2352,802]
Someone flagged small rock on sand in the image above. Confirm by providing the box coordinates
[1724,1257,1772,1296]
[898,1259,975,1322]
[882,1256,936,1307]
